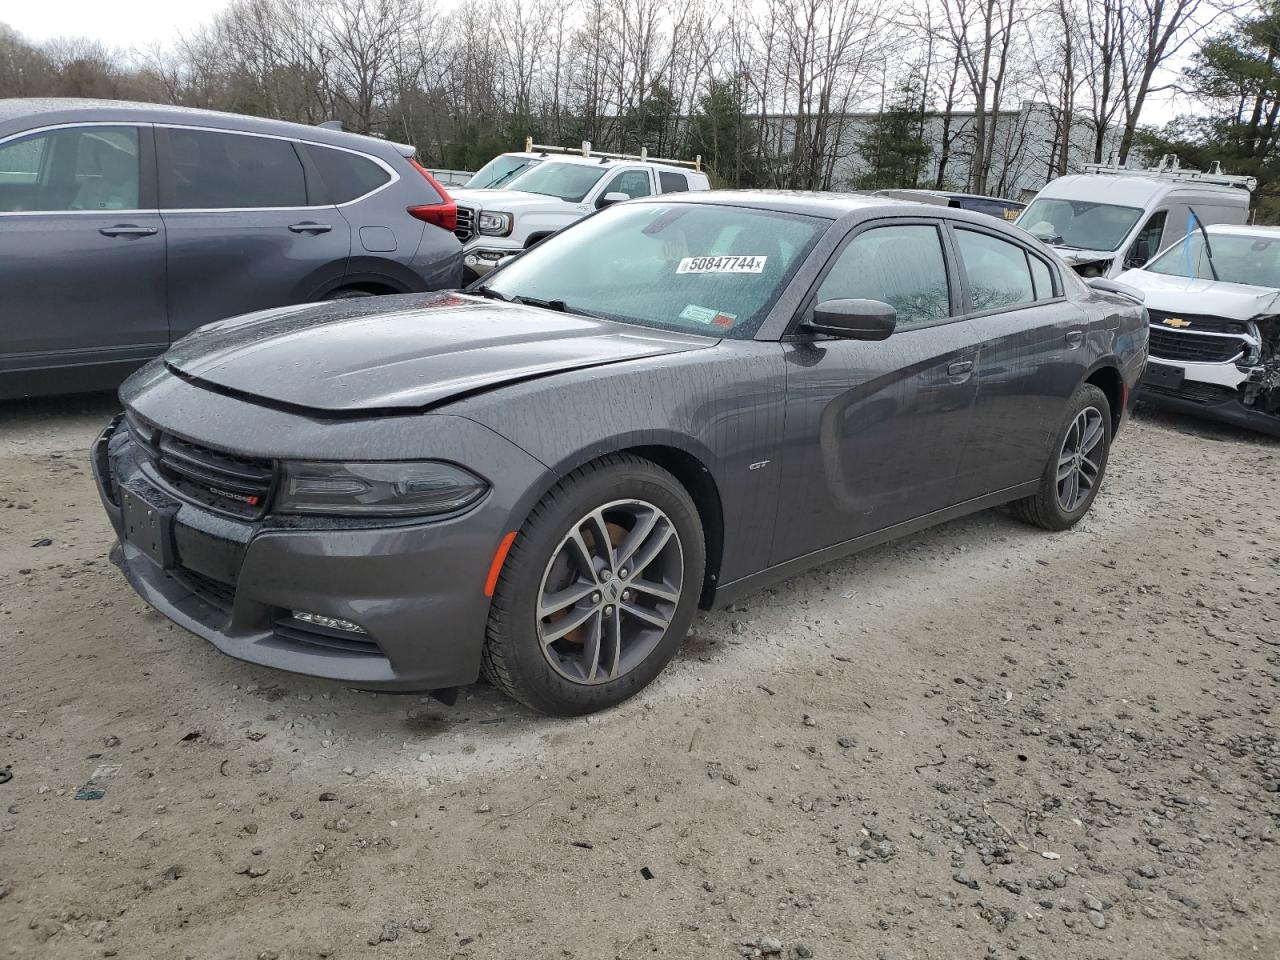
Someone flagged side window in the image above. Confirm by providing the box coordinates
[307,145,391,204]
[955,228,1034,312]
[164,128,306,209]
[1127,211,1167,267]
[1029,254,1055,300]
[601,169,652,200]
[0,126,139,213]
[659,170,688,194]
[813,223,951,330]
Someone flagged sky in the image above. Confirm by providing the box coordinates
[5,0,230,50]
[6,0,1186,124]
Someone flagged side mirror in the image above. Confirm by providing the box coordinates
[804,299,897,340]
[597,191,629,209]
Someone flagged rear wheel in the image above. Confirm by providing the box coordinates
[324,288,376,301]
[482,455,705,715]
[1010,383,1111,531]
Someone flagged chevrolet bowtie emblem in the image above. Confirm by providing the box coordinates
[1162,317,1191,328]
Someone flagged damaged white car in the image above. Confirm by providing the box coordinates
[1120,223,1280,436]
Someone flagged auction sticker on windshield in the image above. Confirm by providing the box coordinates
[676,255,768,274]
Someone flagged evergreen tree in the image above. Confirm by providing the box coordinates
[854,86,931,190]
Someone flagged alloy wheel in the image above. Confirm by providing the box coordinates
[536,499,684,685]
[1056,405,1105,512]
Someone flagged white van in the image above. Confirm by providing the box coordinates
[1017,157,1254,278]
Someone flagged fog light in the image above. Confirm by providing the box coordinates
[292,611,367,634]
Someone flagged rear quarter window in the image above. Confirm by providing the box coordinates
[307,145,391,203]
[659,171,689,193]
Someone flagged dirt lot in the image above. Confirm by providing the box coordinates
[1,394,1278,960]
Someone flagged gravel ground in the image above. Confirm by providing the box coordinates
[1,394,1278,960]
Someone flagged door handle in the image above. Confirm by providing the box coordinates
[1066,330,1084,348]
[99,224,158,238]
[947,359,974,383]
[288,222,333,234]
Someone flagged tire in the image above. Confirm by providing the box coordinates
[482,454,705,715]
[324,288,376,301]
[1010,383,1112,531]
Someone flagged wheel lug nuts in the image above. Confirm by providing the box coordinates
[619,568,628,578]
[591,592,601,604]
[621,590,632,601]
[604,605,614,616]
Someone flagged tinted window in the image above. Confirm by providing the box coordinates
[165,129,306,209]
[1029,254,1055,300]
[956,229,1035,311]
[486,202,825,339]
[1127,211,1166,267]
[814,224,951,330]
[308,145,390,203]
[659,171,688,193]
[0,126,139,212]
[601,169,652,200]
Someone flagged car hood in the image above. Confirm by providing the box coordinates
[1049,246,1115,269]
[450,188,578,212]
[1115,269,1280,320]
[163,292,713,414]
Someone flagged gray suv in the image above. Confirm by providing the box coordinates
[0,99,463,399]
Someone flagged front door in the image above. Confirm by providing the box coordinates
[0,124,167,392]
[771,220,981,564]
[155,126,349,337]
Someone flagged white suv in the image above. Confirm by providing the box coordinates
[450,142,710,279]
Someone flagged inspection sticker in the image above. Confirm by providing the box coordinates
[676,255,768,274]
[679,304,718,324]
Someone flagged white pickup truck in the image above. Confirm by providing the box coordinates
[450,141,710,280]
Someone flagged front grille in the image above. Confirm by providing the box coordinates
[273,615,384,657]
[1148,310,1249,335]
[173,566,236,612]
[454,205,474,242]
[1146,380,1238,405]
[1148,327,1246,364]
[154,434,274,519]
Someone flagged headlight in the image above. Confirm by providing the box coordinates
[477,211,513,236]
[276,461,488,517]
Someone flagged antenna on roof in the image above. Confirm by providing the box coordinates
[316,120,343,131]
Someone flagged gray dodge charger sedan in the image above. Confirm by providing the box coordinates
[92,193,1147,715]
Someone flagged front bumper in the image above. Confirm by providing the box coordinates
[92,396,550,691]
[1140,361,1280,437]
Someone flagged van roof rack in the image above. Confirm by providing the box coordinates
[523,137,701,172]
[1082,154,1256,192]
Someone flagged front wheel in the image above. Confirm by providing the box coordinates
[1010,383,1112,531]
[482,455,705,715]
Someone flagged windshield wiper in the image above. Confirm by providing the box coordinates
[1187,206,1220,281]
[514,295,568,312]
[472,285,513,302]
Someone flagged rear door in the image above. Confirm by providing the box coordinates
[0,123,167,391]
[951,225,1089,498]
[156,126,350,338]
[771,219,981,564]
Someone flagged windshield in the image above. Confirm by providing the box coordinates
[503,161,607,202]
[481,202,828,338]
[465,155,542,190]
[1145,232,1280,288]
[1018,198,1143,251]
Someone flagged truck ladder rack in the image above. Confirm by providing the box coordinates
[523,137,701,171]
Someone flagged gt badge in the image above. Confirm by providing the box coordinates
[1162,317,1191,328]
